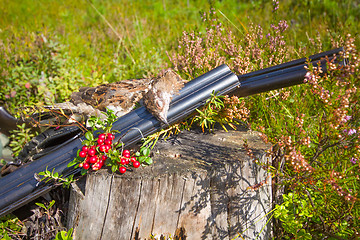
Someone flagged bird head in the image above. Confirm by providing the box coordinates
[143,69,184,125]
[153,91,172,124]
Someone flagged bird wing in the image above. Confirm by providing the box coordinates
[71,78,152,115]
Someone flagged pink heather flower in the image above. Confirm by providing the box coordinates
[344,115,351,122]
[10,91,16,98]
[304,72,311,82]
[348,129,357,135]
[25,82,31,89]
[4,94,9,99]
[350,157,357,164]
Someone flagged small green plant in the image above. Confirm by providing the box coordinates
[37,167,75,188]
[0,159,7,166]
[191,91,223,132]
[8,123,37,157]
[35,200,56,220]
[54,228,73,240]
[274,192,313,239]
[0,214,25,240]
[135,145,153,165]
[191,91,249,132]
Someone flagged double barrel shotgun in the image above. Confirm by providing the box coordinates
[0,47,346,216]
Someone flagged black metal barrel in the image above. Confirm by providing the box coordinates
[0,47,345,216]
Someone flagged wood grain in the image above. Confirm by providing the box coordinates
[67,127,272,240]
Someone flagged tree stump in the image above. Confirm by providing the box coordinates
[67,127,272,240]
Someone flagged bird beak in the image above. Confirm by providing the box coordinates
[157,111,169,125]
[159,115,169,125]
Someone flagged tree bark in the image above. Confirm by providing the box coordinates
[67,127,272,240]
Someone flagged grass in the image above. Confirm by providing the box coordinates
[1,0,359,81]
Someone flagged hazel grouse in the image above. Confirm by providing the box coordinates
[64,69,185,124]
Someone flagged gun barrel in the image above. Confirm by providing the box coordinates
[0,47,345,216]
[234,47,345,96]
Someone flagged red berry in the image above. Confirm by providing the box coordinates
[98,133,106,140]
[133,161,140,168]
[99,145,106,153]
[130,157,137,163]
[83,162,90,169]
[88,148,96,156]
[104,139,112,146]
[122,149,130,158]
[82,146,89,152]
[104,145,110,153]
[101,155,108,161]
[89,156,98,164]
[85,156,91,163]
[79,163,83,168]
[125,158,130,165]
[119,166,126,174]
[79,151,87,158]
[107,133,115,140]
[91,145,96,149]
[120,157,127,165]
[97,161,104,169]
[97,138,104,144]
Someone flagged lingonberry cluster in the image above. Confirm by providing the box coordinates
[68,110,151,174]
[76,132,141,174]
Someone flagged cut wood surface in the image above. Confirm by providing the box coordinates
[67,127,272,240]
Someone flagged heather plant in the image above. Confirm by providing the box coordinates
[168,9,289,79]
[191,91,249,132]
[168,8,360,239]
[253,36,360,238]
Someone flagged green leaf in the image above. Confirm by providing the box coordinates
[35,202,46,209]
[141,147,150,157]
[67,228,74,239]
[55,232,62,240]
[297,229,312,239]
[0,159,7,165]
[2,233,11,240]
[67,175,74,183]
[48,200,55,209]
[85,131,94,141]
[82,140,91,146]
[138,156,146,163]
[145,157,153,165]
[67,159,78,168]
[111,165,118,173]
